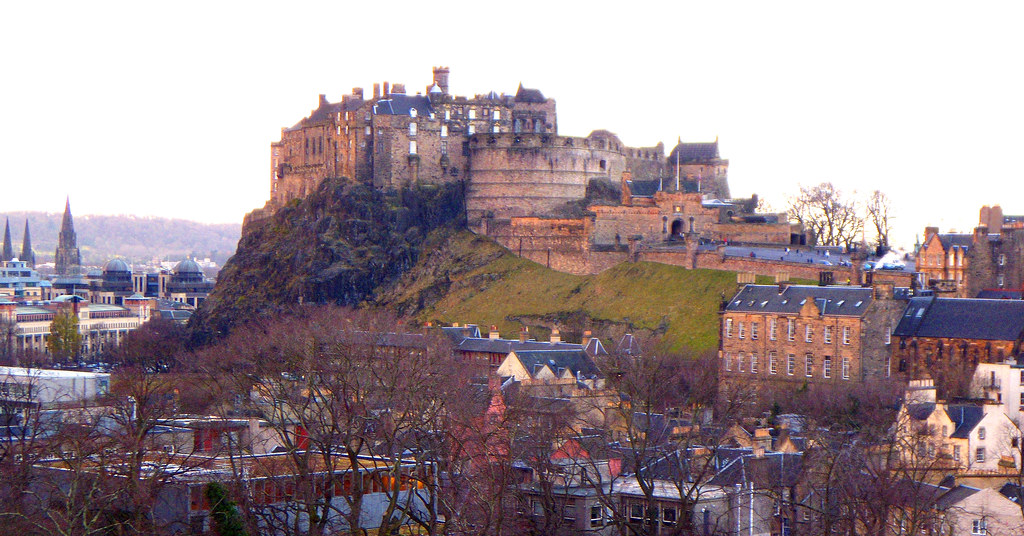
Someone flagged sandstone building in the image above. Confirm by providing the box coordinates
[719,282,906,394]
[54,198,81,276]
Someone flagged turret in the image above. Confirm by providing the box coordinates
[432,66,450,94]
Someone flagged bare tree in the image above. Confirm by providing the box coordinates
[866,189,894,254]
[787,183,863,249]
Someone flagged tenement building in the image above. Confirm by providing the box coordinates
[719,282,906,394]
[891,297,1024,398]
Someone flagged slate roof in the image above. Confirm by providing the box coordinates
[893,297,1024,341]
[373,94,433,116]
[999,482,1024,504]
[441,325,481,345]
[725,285,874,317]
[707,451,803,488]
[904,402,936,421]
[946,404,985,439]
[515,83,546,103]
[934,484,981,510]
[668,141,719,164]
[512,349,602,379]
[977,289,1024,300]
[583,337,608,357]
[456,337,583,355]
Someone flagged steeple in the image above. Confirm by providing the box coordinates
[1,219,12,262]
[21,219,34,268]
[55,197,82,276]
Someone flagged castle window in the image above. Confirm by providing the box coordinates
[600,159,607,170]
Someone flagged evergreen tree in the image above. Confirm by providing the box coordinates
[205,481,248,536]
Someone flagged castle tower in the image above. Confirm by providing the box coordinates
[55,198,82,276]
[21,219,34,268]
[432,66,449,94]
[1,219,12,261]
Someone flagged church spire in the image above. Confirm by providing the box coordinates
[1,219,12,262]
[55,197,81,276]
[21,219,34,268]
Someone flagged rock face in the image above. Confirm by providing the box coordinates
[190,178,465,341]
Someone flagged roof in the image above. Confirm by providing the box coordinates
[0,366,109,379]
[904,402,936,421]
[946,404,986,439]
[373,94,433,116]
[511,349,601,379]
[725,285,874,317]
[456,337,584,355]
[174,259,202,275]
[440,325,481,345]
[103,258,130,273]
[626,179,661,196]
[893,297,1024,341]
[935,233,973,252]
[707,451,803,488]
[977,289,1024,300]
[514,83,546,103]
[668,140,719,164]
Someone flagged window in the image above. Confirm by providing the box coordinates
[662,507,677,526]
[467,125,475,135]
[630,504,643,522]
[999,254,1006,266]
[444,109,450,121]
[769,352,778,374]
[493,109,500,120]
[563,499,576,522]
[972,518,987,535]
[998,274,1005,287]
[409,141,417,154]
[978,427,986,440]
[1020,370,1024,385]
[738,354,745,372]
[787,319,795,341]
[724,353,732,371]
[886,327,891,345]
[805,325,813,343]
[805,354,814,377]
[590,505,604,528]
[954,445,961,462]
[738,322,746,339]
[440,125,448,137]
[769,318,778,340]
[751,322,759,340]
[976,447,985,463]
[409,122,416,136]
[823,356,832,378]
[842,326,851,345]
[468,108,476,120]
[823,325,833,344]
[725,318,733,338]
[751,354,758,373]
[841,357,850,380]
[787,354,796,376]
[533,500,542,516]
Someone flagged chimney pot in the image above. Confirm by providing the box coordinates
[519,327,529,343]
[550,328,561,344]
[489,326,500,340]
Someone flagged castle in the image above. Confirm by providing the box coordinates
[265,68,799,274]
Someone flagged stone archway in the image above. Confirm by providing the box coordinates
[670,219,684,237]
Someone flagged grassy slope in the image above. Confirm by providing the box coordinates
[380,230,795,354]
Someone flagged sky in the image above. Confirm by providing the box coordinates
[2,1,1022,251]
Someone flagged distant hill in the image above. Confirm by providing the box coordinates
[0,211,241,266]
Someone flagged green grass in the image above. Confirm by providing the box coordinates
[381,231,804,354]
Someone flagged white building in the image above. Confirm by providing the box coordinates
[0,366,110,408]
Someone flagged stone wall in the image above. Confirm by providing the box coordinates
[466,132,629,227]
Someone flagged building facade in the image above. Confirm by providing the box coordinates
[719,282,906,394]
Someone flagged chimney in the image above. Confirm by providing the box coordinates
[924,226,939,240]
[352,87,364,100]
[392,83,406,95]
[754,427,772,453]
[318,94,327,107]
[873,282,894,300]
[581,330,592,347]
[489,325,500,340]
[383,81,390,98]
[519,326,529,343]
[550,328,561,344]
[990,205,1004,234]
[451,322,460,328]
[373,83,381,99]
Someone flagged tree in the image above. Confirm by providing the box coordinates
[47,309,81,361]
[206,482,249,536]
[787,182,863,249]
[866,189,894,254]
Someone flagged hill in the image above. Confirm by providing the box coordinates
[376,230,780,354]
[0,211,241,266]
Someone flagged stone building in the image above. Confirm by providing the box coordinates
[719,282,906,394]
[966,206,1024,298]
[916,227,972,296]
[891,297,1024,398]
[54,198,81,276]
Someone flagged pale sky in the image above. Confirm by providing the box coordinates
[2,1,1022,250]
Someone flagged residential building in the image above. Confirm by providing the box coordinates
[916,226,972,296]
[719,282,906,394]
[891,297,1024,397]
[896,378,1021,476]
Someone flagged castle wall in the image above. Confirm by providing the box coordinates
[466,133,628,227]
